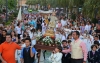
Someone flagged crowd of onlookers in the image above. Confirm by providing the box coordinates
[0,13,100,63]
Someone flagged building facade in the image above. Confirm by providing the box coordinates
[17,0,27,6]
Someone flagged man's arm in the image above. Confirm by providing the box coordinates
[30,47,34,58]
[62,47,71,54]
[0,45,7,63]
[16,43,21,50]
[0,53,7,63]
[80,42,88,62]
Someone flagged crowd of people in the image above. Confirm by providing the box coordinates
[0,12,99,63]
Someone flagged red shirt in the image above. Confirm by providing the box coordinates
[0,42,21,63]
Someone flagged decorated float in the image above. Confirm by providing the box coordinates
[35,11,60,49]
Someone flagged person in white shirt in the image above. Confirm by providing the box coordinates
[41,22,47,34]
[85,22,91,33]
[29,28,36,46]
[48,46,62,63]
[15,23,22,40]
[61,18,67,27]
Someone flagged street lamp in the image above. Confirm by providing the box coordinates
[6,0,8,22]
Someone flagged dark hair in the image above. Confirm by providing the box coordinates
[21,39,25,42]
[31,28,35,33]
[24,38,31,42]
[11,31,17,37]
[73,31,80,37]
[91,45,97,49]
[62,40,67,43]
[56,46,62,52]
[67,34,72,39]
[17,23,20,26]
[6,34,12,38]
[68,40,71,43]
[95,36,99,38]
[94,41,99,46]
[2,29,7,33]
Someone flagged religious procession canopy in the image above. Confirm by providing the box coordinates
[38,10,53,14]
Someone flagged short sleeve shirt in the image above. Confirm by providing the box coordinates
[0,42,21,63]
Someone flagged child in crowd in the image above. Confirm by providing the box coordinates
[88,45,99,63]
[21,39,26,48]
[67,40,71,48]
[62,47,71,63]
[20,38,36,63]
[48,46,62,63]
[94,41,100,62]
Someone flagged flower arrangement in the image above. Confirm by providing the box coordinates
[42,36,53,45]
[55,39,61,45]
[36,36,42,41]
[36,32,43,41]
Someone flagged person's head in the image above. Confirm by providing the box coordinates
[94,36,99,41]
[68,40,71,45]
[94,41,99,48]
[2,30,7,36]
[24,38,31,47]
[17,23,20,27]
[37,29,41,32]
[21,39,25,44]
[55,46,62,53]
[11,31,16,36]
[91,27,94,30]
[72,31,80,40]
[6,34,12,43]
[91,45,97,51]
[31,28,35,33]
[58,21,61,23]
[62,40,68,47]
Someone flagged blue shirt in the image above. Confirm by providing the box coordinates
[28,20,37,28]
[20,47,36,58]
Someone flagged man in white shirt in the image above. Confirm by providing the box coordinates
[85,22,91,33]
[61,18,67,27]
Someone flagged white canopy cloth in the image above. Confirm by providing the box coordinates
[17,7,22,20]
[38,10,53,14]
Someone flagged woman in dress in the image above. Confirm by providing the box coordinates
[11,31,18,43]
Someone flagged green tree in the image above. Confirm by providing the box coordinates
[83,0,100,18]
[7,0,17,10]
[0,0,5,8]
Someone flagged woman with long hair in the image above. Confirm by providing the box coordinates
[11,31,18,43]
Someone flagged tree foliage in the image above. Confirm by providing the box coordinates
[82,0,100,18]
[0,0,17,10]
[8,0,17,10]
